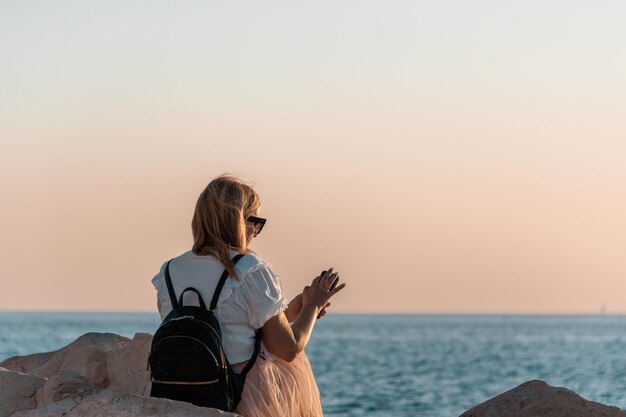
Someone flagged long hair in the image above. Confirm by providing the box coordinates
[191,174,260,280]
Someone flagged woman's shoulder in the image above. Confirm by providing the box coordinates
[230,252,276,287]
[151,250,200,286]
[236,252,271,273]
[151,250,274,289]
[236,253,286,323]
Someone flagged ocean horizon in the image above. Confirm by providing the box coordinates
[2,312,626,416]
[2,309,622,315]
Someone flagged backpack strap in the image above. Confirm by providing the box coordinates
[163,260,178,309]
[165,253,245,311]
[210,253,262,376]
[209,253,246,311]
[239,329,262,377]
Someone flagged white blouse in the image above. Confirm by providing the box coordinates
[151,250,288,364]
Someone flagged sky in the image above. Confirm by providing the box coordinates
[1,0,625,313]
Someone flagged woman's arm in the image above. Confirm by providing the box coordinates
[262,269,345,362]
[262,303,319,362]
[283,294,303,323]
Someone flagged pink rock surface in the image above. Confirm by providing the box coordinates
[460,380,626,417]
[11,386,239,417]
[106,332,153,395]
[0,332,151,394]
[1,333,238,416]
[0,367,46,417]
[0,352,54,374]
[36,370,94,405]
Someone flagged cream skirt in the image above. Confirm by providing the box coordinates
[232,351,323,417]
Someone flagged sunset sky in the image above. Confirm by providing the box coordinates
[1,1,625,313]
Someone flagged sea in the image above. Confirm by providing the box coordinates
[2,313,626,417]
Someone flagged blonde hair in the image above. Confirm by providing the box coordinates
[191,174,260,280]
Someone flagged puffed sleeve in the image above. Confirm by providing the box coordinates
[239,264,289,329]
[151,262,172,320]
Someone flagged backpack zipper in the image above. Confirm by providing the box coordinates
[154,317,229,376]
[161,318,227,369]
[161,315,224,351]
[201,321,229,373]
[153,335,220,369]
[151,378,219,385]
[168,315,196,321]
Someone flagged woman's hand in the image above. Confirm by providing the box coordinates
[317,302,331,319]
[263,269,346,362]
[301,268,346,312]
[298,286,331,319]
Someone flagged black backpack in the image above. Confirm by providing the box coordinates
[148,253,262,411]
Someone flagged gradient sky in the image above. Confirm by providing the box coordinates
[1,1,625,313]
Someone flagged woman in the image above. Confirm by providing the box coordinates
[151,174,346,417]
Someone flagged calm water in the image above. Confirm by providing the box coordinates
[2,313,626,416]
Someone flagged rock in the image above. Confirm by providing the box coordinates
[460,379,626,417]
[36,370,94,405]
[0,333,129,373]
[25,333,130,388]
[0,367,46,417]
[0,351,54,374]
[0,332,150,393]
[11,386,240,417]
[106,332,153,395]
[2,332,239,416]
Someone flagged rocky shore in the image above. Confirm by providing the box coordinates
[1,333,624,417]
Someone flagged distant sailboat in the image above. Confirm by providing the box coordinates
[600,303,606,315]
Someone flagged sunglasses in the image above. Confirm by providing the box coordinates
[246,215,266,236]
